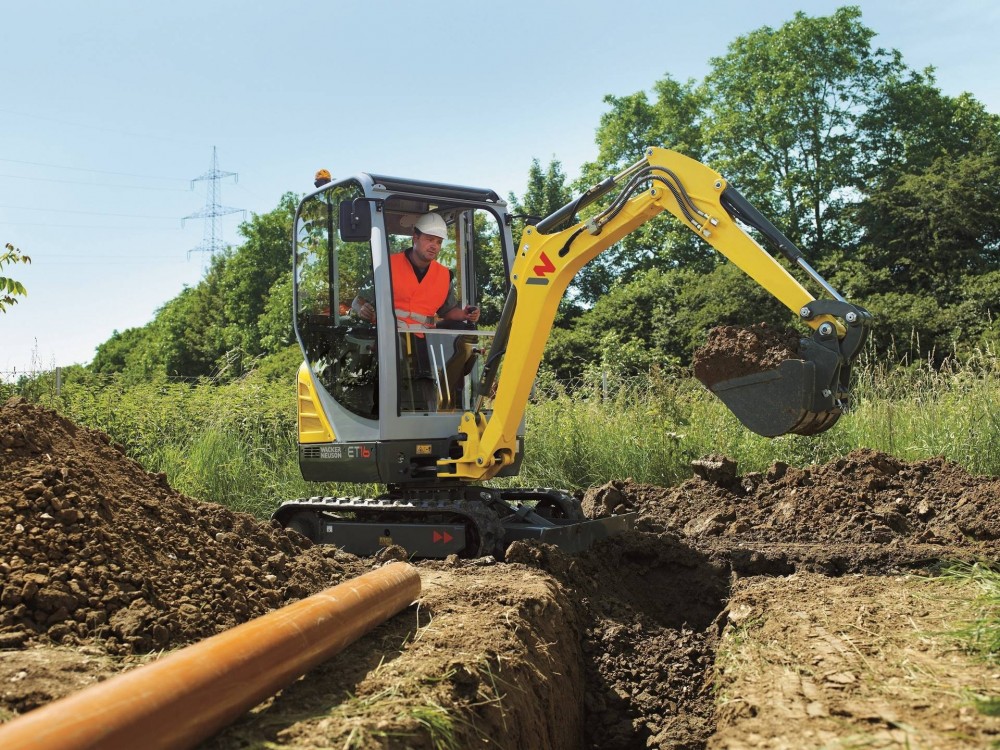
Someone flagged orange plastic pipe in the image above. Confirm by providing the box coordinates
[0,561,421,750]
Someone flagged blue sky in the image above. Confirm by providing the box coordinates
[2,0,997,379]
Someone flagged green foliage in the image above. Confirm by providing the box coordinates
[90,196,297,380]
[0,243,31,312]
[859,66,1000,186]
[217,193,299,361]
[525,347,1000,490]
[571,75,710,303]
[257,274,295,353]
[508,157,573,241]
[543,264,792,380]
[704,6,901,254]
[522,370,694,488]
[250,344,303,383]
[853,151,1000,296]
[586,74,705,176]
[47,368,356,516]
[936,560,999,720]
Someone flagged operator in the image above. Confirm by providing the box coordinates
[351,212,481,410]
[351,212,480,329]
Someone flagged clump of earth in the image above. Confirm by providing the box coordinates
[2,397,998,748]
[692,322,801,388]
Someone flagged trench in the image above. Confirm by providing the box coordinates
[507,529,955,750]
[506,533,730,750]
[196,533,732,750]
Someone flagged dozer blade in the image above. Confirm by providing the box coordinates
[709,344,841,437]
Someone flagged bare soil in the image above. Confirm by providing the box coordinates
[1,396,998,749]
[692,323,801,388]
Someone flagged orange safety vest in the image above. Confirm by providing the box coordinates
[390,251,450,327]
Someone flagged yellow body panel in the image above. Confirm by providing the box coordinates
[439,147,830,481]
[297,362,335,444]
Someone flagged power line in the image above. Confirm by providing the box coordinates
[27,253,182,259]
[0,220,182,230]
[0,172,190,192]
[0,204,180,220]
[0,156,188,182]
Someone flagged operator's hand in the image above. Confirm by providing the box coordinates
[355,299,376,323]
[464,305,480,323]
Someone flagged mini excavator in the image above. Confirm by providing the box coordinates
[273,147,871,558]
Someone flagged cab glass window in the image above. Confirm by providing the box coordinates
[382,200,507,413]
[295,182,378,418]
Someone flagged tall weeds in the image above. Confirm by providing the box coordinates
[25,348,1000,517]
[524,347,1000,485]
[44,373,352,518]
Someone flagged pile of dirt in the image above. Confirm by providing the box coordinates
[0,397,366,655]
[692,323,801,388]
[563,454,1000,747]
[588,448,999,557]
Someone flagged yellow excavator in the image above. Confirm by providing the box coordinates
[273,147,871,557]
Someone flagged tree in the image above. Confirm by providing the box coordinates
[218,194,297,358]
[583,74,705,179]
[543,264,792,380]
[859,68,1000,187]
[1,243,31,312]
[855,151,1000,296]
[89,196,297,380]
[703,6,904,255]
[90,326,154,376]
[569,75,710,304]
[508,158,573,241]
[508,159,579,318]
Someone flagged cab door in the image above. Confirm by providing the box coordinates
[294,179,380,437]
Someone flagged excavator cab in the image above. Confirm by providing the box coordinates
[292,175,520,485]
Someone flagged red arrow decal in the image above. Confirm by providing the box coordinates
[533,252,556,277]
[433,530,454,544]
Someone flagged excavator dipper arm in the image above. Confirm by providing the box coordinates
[438,147,871,482]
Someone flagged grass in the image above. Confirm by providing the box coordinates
[31,370,363,517]
[936,560,1000,724]
[320,687,458,750]
[523,347,1000,487]
[16,347,1000,514]
[939,561,1000,666]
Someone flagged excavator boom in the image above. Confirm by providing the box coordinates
[439,147,871,481]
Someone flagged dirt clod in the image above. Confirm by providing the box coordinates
[693,322,801,388]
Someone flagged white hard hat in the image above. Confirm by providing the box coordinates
[414,212,448,239]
